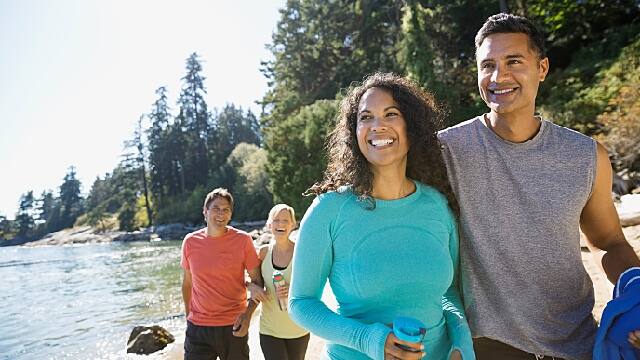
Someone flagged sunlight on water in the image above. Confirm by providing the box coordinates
[0,241,185,359]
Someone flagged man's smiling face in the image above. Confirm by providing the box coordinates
[476,32,549,119]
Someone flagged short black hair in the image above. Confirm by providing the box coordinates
[475,13,547,59]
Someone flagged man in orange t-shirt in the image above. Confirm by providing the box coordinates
[181,188,264,360]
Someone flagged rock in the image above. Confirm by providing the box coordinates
[248,229,261,241]
[126,325,175,355]
[257,232,273,246]
[617,194,640,227]
[113,231,151,242]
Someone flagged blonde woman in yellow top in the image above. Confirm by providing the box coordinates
[249,204,310,360]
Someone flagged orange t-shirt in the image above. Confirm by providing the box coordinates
[181,226,260,326]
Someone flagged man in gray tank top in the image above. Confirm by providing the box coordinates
[438,13,640,360]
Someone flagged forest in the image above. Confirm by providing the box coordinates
[2,0,639,243]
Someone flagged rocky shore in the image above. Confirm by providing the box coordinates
[17,221,268,247]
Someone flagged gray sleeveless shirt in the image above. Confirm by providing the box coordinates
[438,116,598,360]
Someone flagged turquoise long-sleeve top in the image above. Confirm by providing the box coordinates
[289,181,474,360]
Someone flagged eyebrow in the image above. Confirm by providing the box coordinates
[480,53,526,64]
[359,106,400,114]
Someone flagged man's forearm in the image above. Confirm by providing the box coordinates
[244,296,259,316]
[182,286,191,315]
[599,242,640,283]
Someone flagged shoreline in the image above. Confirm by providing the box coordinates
[4,221,268,248]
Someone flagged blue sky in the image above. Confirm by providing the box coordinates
[0,0,285,219]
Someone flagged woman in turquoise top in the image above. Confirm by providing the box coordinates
[289,73,474,360]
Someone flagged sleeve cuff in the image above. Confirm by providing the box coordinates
[448,322,475,360]
[364,323,393,360]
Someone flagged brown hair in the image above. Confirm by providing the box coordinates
[203,188,234,210]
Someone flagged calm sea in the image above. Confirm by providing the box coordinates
[0,241,185,359]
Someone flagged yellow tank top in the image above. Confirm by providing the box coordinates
[259,243,309,338]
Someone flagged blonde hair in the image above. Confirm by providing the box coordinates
[267,203,297,228]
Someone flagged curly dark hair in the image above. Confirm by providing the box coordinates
[307,72,459,215]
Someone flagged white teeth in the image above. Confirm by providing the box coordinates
[370,139,394,147]
[493,88,514,94]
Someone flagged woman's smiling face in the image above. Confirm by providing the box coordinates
[356,87,409,173]
[269,209,294,238]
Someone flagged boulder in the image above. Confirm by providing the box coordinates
[617,194,640,227]
[126,325,175,355]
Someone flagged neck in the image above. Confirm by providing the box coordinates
[484,112,541,143]
[371,165,414,200]
[273,236,293,250]
[207,224,228,237]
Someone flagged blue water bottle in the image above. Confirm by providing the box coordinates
[393,316,426,352]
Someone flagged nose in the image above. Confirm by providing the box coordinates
[370,116,387,132]
[490,64,509,83]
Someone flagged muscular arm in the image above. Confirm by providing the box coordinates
[182,268,193,316]
[580,142,640,283]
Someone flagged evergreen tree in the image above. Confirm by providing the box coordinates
[15,191,35,237]
[209,104,261,171]
[124,116,152,226]
[261,0,403,120]
[147,86,172,209]
[0,215,16,240]
[176,52,210,191]
[36,191,56,225]
[261,0,404,213]
[400,0,494,123]
[266,100,338,213]
[58,167,84,229]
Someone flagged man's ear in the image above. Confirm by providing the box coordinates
[539,57,549,82]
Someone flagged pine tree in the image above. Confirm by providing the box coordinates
[58,167,84,229]
[15,191,35,237]
[147,86,172,208]
[124,116,152,226]
[176,53,210,191]
[209,104,261,171]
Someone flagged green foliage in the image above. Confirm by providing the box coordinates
[177,53,210,192]
[265,100,338,215]
[400,0,493,124]
[156,186,208,225]
[0,215,17,240]
[594,37,640,170]
[83,204,116,233]
[117,202,137,232]
[58,167,84,229]
[261,0,403,123]
[209,105,261,170]
[538,25,640,135]
[134,195,153,229]
[15,191,35,237]
[212,143,273,222]
[524,0,639,68]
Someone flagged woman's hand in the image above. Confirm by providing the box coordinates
[275,283,289,299]
[246,281,268,303]
[383,332,424,360]
[449,349,462,360]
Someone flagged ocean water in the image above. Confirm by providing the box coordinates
[0,241,185,359]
